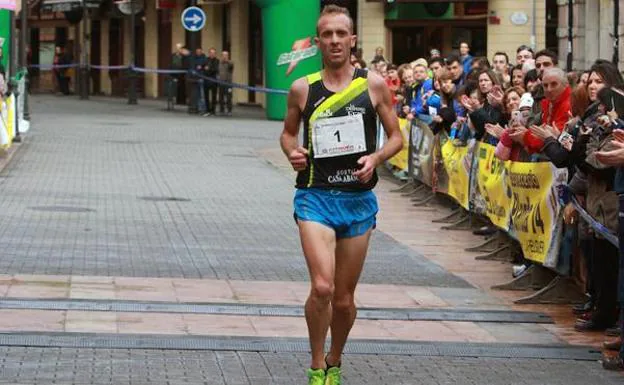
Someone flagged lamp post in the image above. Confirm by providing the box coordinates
[127,0,137,104]
[79,0,89,99]
[187,0,199,114]
[614,0,619,66]
[19,0,29,122]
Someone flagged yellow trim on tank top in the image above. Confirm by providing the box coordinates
[306,72,322,85]
[309,77,368,123]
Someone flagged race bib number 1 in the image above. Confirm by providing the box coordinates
[312,114,367,159]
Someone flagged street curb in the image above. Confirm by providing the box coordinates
[0,141,23,174]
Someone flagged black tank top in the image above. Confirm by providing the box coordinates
[296,68,378,191]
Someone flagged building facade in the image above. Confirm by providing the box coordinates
[26,0,616,106]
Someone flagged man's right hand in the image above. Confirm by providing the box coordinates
[288,146,309,171]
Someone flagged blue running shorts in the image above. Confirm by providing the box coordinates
[293,188,378,239]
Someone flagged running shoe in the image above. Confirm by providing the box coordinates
[325,366,341,385]
[307,368,326,385]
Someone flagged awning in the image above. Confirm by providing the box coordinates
[367,0,487,2]
[40,0,101,12]
[0,0,16,11]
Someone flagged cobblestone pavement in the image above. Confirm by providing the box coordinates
[0,96,465,286]
[0,96,622,384]
[0,347,620,385]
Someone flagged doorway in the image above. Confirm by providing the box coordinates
[392,27,425,65]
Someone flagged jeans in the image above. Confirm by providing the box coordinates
[203,80,218,114]
[219,85,233,113]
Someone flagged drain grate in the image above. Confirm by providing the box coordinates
[0,298,553,323]
[0,332,601,360]
[138,196,191,202]
[28,206,95,213]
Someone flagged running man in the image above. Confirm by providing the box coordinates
[279,5,403,385]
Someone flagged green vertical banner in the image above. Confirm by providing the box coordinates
[0,10,10,74]
[254,0,321,120]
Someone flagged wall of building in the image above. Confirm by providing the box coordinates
[357,0,387,64]
[229,0,249,105]
[560,0,624,71]
[487,0,546,62]
[144,0,158,98]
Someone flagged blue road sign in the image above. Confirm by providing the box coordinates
[181,6,206,32]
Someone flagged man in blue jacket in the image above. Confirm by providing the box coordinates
[410,62,433,118]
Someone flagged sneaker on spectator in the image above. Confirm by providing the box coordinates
[473,225,497,236]
[605,325,621,337]
[601,355,624,371]
[512,264,528,278]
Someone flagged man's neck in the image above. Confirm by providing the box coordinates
[322,64,355,89]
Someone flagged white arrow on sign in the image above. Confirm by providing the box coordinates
[185,14,202,25]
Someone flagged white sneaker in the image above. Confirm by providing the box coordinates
[512,264,529,278]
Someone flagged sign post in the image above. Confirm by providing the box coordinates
[181,4,205,114]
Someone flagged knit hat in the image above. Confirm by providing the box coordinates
[519,92,534,110]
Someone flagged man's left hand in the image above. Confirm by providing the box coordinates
[354,154,379,183]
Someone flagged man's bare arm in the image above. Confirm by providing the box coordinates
[369,71,403,164]
[353,72,403,183]
[280,78,310,171]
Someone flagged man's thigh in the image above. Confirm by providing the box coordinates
[298,220,337,285]
[334,229,373,297]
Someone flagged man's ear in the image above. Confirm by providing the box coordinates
[351,35,357,49]
[314,36,320,47]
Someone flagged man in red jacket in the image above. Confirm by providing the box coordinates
[519,67,571,152]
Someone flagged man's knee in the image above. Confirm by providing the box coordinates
[332,293,355,312]
[310,280,334,303]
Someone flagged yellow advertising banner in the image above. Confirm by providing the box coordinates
[440,139,474,210]
[387,118,410,172]
[475,143,513,230]
[508,161,562,264]
[0,95,14,149]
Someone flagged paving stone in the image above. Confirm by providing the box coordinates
[0,96,469,287]
[0,347,619,385]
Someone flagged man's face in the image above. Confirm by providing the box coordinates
[222,51,229,60]
[542,73,565,101]
[516,49,532,65]
[493,54,508,73]
[315,14,356,69]
[429,62,443,78]
[402,69,414,85]
[440,79,455,95]
[448,61,463,81]
[460,43,469,56]
[535,55,554,76]
[55,46,62,54]
[195,48,203,56]
[413,66,427,82]
[208,49,217,58]
[375,47,383,56]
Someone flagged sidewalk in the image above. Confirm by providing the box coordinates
[0,94,619,384]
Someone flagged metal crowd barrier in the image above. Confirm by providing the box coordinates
[383,116,613,305]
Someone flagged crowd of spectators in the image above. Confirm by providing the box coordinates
[353,42,624,371]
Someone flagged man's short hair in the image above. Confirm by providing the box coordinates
[542,67,568,85]
[318,5,353,34]
[493,51,509,63]
[535,49,558,65]
[429,57,446,67]
[516,45,534,55]
[446,54,461,66]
